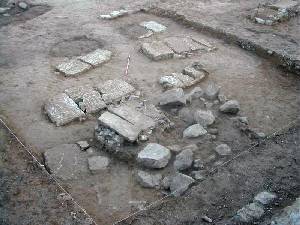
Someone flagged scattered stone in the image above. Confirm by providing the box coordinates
[193,110,215,127]
[44,93,85,126]
[204,154,217,164]
[137,143,171,169]
[56,59,91,77]
[191,171,205,181]
[218,93,227,103]
[254,191,277,205]
[170,173,195,196]
[178,107,195,125]
[158,88,186,107]
[174,149,194,171]
[193,159,204,169]
[183,124,207,138]
[204,83,220,100]
[219,100,240,114]
[18,1,28,10]
[78,90,107,113]
[78,49,112,67]
[44,144,88,180]
[88,156,109,174]
[208,128,218,135]
[98,111,141,142]
[215,144,232,156]
[202,215,213,223]
[235,202,265,223]
[140,21,166,33]
[161,176,171,190]
[138,30,154,39]
[97,79,135,103]
[76,141,89,151]
[141,41,174,61]
[136,170,162,188]
[182,66,206,81]
[256,132,266,139]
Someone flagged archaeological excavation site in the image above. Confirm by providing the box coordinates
[0,0,299,224]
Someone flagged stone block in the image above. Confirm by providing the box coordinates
[78,49,112,67]
[56,59,91,77]
[141,41,174,61]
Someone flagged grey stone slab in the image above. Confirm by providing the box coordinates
[43,144,88,180]
[109,104,155,131]
[98,111,141,142]
[164,37,204,54]
[182,66,207,80]
[88,156,109,174]
[141,41,174,61]
[96,79,135,103]
[79,90,106,113]
[64,85,95,103]
[44,93,85,126]
[56,59,91,77]
[269,0,299,10]
[78,49,112,67]
[140,21,166,33]
[159,75,184,89]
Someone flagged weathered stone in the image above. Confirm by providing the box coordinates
[18,1,28,10]
[204,83,220,100]
[167,145,182,154]
[159,75,183,89]
[44,144,88,180]
[218,93,227,103]
[88,156,109,173]
[98,112,141,142]
[141,41,174,61]
[183,66,207,81]
[137,143,171,169]
[64,85,95,103]
[202,215,213,223]
[158,88,186,107]
[76,141,89,151]
[183,124,207,138]
[191,171,205,181]
[139,135,149,142]
[173,73,195,87]
[164,37,203,54]
[78,90,107,113]
[170,173,195,196]
[193,110,215,127]
[220,100,240,114]
[238,116,249,125]
[174,149,194,171]
[78,49,112,67]
[136,170,162,188]
[44,93,85,126]
[254,191,277,205]
[215,144,232,156]
[161,176,172,190]
[0,7,10,14]
[193,159,204,169]
[178,107,194,125]
[108,104,155,131]
[185,87,204,103]
[140,21,166,33]
[96,79,135,103]
[56,59,91,77]
[235,202,265,223]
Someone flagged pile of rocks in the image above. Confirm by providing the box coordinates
[44,79,135,126]
[55,49,112,77]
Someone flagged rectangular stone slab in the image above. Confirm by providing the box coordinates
[98,111,141,142]
[96,79,135,103]
[56,59,91,77]
[78,49,112,67]
[44,93,85,126]
[79,90,106,113]
[164,37,203,54]
[141,41,174,61]
[64,85,95,103]
[108,105,156,131]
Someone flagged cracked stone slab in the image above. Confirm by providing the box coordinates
[43,144,88,180]
[96,79,135,103]
[56,59,91,77]
[44,93,85,126]
[108,104,155,131]
[164,37,204,54]
[79,90,106,113]
[78,49,112,67]
[141,41,174,61]
[140,21,167,33]
[64,85,95,103]
[98,111,141,142]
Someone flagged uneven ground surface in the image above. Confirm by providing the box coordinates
[0,0,300,224]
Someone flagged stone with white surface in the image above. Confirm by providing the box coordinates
[137,143,171,169]
[78,49,112,67]
[136,170,162,188]
[76,141,89,151]
[140,21,166,33]
[64,85,95,103]
[44,93,85,126]
[182,66,206,81]
[88,156,109,173]
[56,59,91,77]
[141,41,174,61]
[159,75,184,89]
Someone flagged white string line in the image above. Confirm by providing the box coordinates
[112,119,298,225]
[0,118,99,225]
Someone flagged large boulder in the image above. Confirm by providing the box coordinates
[183,124,207,138]
[220,100,240,114]
[174,149,194,171]
[137,143,171,169]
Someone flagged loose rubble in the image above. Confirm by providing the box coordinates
[136,170,162,188]
[174,149,194,171]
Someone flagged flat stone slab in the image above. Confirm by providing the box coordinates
[141,41,174,61]
[56,59,91,77]
[78,49,112,67]
[64,85,95,103]
[137,143,171,169]
[44,93,85,126]
[109,104,155,131]
[43,144,88,180]
[164,37,204,54]
[88,156,109,173]
[96,79,135,103]
[79,90,106,113]
[98,111,141,142]
[140,21,167,33]
[159,73,195,88]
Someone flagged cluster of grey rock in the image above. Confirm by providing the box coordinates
[56,49,112,77]
[44,79,135,126]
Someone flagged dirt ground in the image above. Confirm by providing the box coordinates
[0,0,300,224]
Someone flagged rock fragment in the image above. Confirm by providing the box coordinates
[193,110,215,127]
[204,83,220,100]
[100,9,128,19]
[76,141,89,151]
[140,21,166,33]
[215,144,232,156]
[219,100,240,114]
[78,90,107,113]
[185,87,204,103]
[254,191,277,205]
[137,143,171,169]
[64,85,95,103]
[235,202,265,223]
[78,49,112,67]
[174,149,194,171]
[141,41,174,61]
[18,1,28,10]
[88,156,109,174]
[191,171,205,181]
[193,159,204,169]
[56,59,91,77]
[183,124,207,138]
[159,75,183,89]
[136,170,162,188]
[170,173,195,196]
[158,88,186,107]
[161,176,172,190]
[178,107,195,125]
